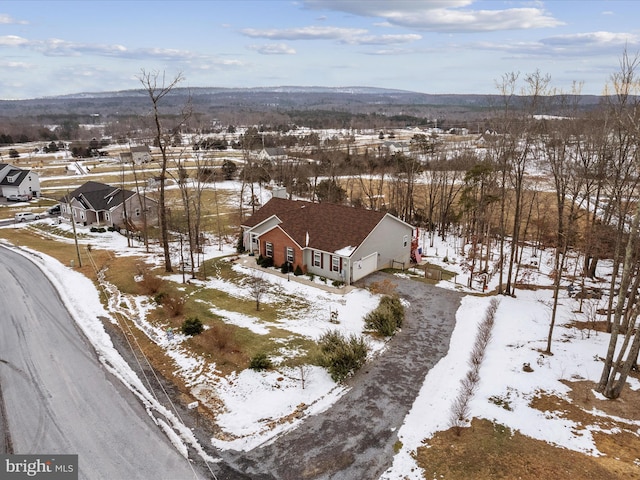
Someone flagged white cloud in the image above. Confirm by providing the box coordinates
[0,14,28,25]
[241,25,367,41]
[470,31,640,58]
[541,31,640,47]
[0,35,29,46]
[304,0,473,16]
[0,33,245,66]
[247,43,297,55]
[241,26,420,46]
[343,33,421,46]
[303,0,563,32]
[0,60,31,69]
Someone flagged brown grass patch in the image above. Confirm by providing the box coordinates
[568,320,611,333]
[528,381,640,478]
[417,380,640,479]
[137,269,165,295]
[368,278,398,295]
[415,418,624,480]
[560,379,640,422]
[185,321,250,374]
[161,294,186,317]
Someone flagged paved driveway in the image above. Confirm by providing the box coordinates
[216,272,463,480]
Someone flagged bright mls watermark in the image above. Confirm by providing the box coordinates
[1,455,77,479]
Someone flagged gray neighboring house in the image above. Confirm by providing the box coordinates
[60,181,158,230]
[0,163,41,198]
[119,145,152,165]
[241,196,414,285]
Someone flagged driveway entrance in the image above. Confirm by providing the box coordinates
[219,272,463,479]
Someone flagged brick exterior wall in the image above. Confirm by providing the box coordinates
[259,227,306,272]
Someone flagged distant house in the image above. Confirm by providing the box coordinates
[60,181,158,230]
[0,163,40,199]
[241,197,414,285]
[382,141,409,156]
[119,145,152,165]
[256,147,288,162]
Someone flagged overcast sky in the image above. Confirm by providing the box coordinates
[1,0,638,99]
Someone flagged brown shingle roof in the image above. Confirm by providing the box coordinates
[243,197,386,254]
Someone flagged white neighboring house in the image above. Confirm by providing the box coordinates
[256,147,288,162]
[382,141,409,156]
[119,145,152,165]
[0,163,40,199]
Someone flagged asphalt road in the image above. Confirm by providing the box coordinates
[221,272,463,480]
[0,246,203,480]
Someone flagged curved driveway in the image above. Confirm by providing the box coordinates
[221,272,463,480]
[0,246,202,480]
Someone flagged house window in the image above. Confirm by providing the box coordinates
[403,235,408,248]
[80,211,85,220]
[135,207,141,217]
[265,242,273,258]
[105,212,110,221]
[332,256,340,272]
[313,251,321,267]
[286,247,294,263]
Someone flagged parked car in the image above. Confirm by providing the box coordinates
[6,194,32,202]
[47,205,61,216]
[14,212,39,222]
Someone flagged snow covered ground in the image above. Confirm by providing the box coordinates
[3,213,639,478]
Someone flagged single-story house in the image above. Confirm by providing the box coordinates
[256,147,288,162]
[381,141,409,156]
[0,163,40,198]
[60,181,158,230]
[241,197,414,285]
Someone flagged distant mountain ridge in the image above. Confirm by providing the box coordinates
[51,85,415,100]
[0,85,605,124]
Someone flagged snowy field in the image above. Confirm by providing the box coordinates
[2,209,639,477]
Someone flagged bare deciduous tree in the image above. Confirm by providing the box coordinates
[249,272,268,311]
[138,69,185,272]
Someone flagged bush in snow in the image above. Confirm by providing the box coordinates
[280,262,293,274]
[249,352,273,371]
[256,255,274,268]
[318,330,369,382]
[181,317,204,336]
[364,295,405,337]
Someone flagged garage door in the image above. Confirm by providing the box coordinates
[352,252,378,282]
